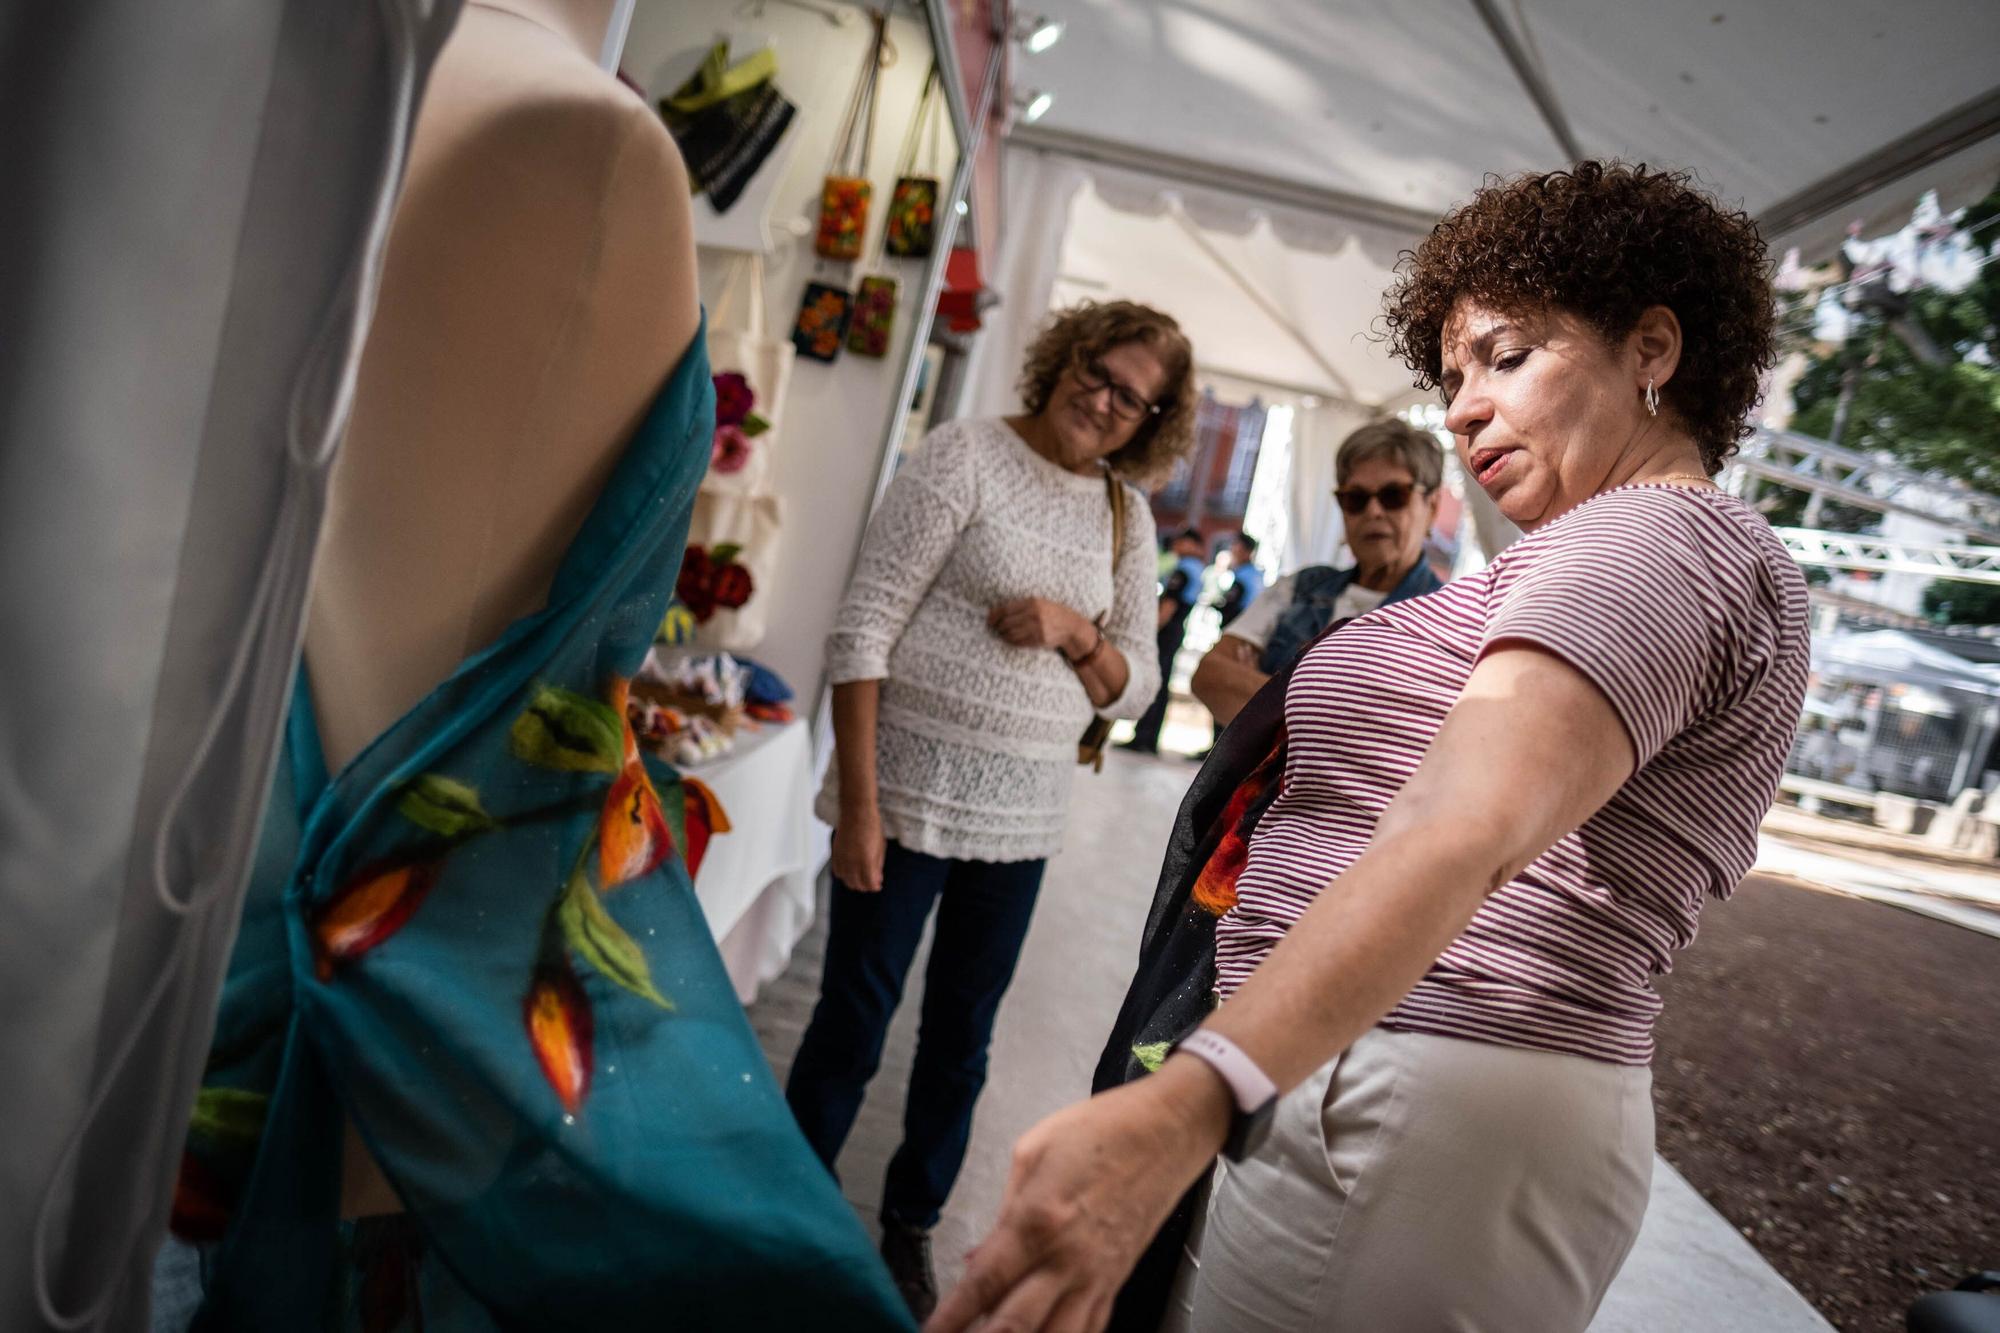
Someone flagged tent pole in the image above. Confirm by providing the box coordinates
[1467,0,1582,163]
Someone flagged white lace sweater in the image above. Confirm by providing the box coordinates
[818,419,1161,863]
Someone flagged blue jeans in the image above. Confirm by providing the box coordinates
[785,840,1046,1229]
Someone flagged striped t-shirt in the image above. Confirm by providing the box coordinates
[1212,485,1810,1065]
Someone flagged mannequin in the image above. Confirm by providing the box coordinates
[301,0,700,1217]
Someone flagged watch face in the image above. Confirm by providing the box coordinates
[1223,1096,1278,1163]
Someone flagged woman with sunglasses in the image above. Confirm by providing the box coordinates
[789,300,1200,1318]
[1192,419,1445,729]
[932,162,1808,1333]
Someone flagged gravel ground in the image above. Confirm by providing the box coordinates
[1651,875,2000,1331]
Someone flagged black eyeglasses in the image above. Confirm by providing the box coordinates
[1334,482,1425,516]
[1070,357,1161,423]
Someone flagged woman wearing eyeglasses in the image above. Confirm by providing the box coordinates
[1192,420,1444,729]
[788,300,1200,1318]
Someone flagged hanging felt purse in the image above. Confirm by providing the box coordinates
[1077,469,1129,771]
[846,274,898,358]
[792,280,854,364]
[885,62,944,259]
[814,13,885,261]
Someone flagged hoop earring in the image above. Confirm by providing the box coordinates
[1644,378,1660,417]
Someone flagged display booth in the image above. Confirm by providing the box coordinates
[620,0,984,997]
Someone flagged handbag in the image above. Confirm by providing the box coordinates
[814,12,885,261]
[658,41,796,213]
[845,273,898,358]
[791,280,854,363]
[885,62,943,259]
[1077,469,1128,771]
[702,253,792,496]
[1089,618,1350,1332]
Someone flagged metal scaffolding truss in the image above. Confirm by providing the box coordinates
[1777,527,2000,584]
[1727,428,2000,544]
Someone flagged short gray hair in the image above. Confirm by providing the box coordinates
[1335,419,1444,491]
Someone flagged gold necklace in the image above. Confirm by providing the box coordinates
[1651,472,1716,487]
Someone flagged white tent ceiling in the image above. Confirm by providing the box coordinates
[1020,0,2000,261]
[1051,179,1425,406]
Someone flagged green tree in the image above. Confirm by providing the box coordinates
[1923,579,2000,625]
[1789,183,2000,494]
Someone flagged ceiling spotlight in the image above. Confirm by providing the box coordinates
[1013,13,1065,54]
[1016,89,1055,123]
[955,198,970,216]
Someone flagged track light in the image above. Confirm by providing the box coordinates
[1015,89,1054,123]
[1013,13,1064,54]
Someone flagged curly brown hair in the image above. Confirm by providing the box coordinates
[1016,300,1199,481]
[1380,161,1776,471]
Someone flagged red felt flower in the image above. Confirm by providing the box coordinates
[312,859,442,980]
[524,958,594,1114]
[677,546,720,621]
[169,1149,235,1244]
[710,562,754,610]
[712,371,754,427]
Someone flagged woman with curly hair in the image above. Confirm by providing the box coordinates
[932,161,1811,1333]
[788,299,1200,1317]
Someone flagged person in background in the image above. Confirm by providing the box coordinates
[1193,420,1444,729]
[789,300,1199,1319]
[1124,528,1209,755]
[1215,533,1263,628]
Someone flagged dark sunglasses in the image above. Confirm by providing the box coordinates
[1070,357,1161,423]
[1334,482,1424,516]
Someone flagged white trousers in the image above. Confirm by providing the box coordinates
[1162,1028,1654,1333]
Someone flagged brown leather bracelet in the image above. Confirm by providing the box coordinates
[1064,621,1107,670]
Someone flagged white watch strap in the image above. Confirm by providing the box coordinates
[1176,1029,1277,1114]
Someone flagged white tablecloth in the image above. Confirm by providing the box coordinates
[688,717,827,1002]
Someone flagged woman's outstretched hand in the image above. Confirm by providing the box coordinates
[926,1060,1231,1333]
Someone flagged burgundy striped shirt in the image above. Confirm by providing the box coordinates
[1213,485,1811,1065]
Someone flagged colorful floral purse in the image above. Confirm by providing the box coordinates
[845,274,898,358]
[792,280,854,364]
[814,13,884,261]
[885,62,944,259]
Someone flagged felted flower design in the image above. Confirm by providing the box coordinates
[711,423,752,474]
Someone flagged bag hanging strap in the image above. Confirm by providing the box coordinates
[894,62,940,180]
[828,11,887,178]
[710,252,770,340]
[664,43,778,116]
[1103,466,1126,588]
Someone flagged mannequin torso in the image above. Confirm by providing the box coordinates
[305,0,699,770]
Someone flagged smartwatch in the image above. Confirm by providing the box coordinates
[1173,1029,1278,1162]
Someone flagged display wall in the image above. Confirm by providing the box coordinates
[624,0,969,706]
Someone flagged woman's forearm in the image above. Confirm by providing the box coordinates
[830,680,881,814]
[1066,619,1130,709]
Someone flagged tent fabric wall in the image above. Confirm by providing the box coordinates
[0,3,461,1327]
[961,148,1089,420]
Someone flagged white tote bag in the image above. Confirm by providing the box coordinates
[688,252,790,650]
[700,252,791,496]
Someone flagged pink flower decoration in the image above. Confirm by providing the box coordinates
[713,372,755,427]
[711,423,753,475]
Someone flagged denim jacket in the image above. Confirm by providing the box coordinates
[1256,558,1444,674]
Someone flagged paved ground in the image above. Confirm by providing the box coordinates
[748,749,1831,1331]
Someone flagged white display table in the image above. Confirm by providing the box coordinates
[687,717,828,1003]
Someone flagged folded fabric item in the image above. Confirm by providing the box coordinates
[729,654,795,705]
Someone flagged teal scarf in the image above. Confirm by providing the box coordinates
[174,322,911,1330]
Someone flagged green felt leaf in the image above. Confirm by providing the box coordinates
[709,542,743,565]
[741,412,771,438]
[396,774,497,838]
[559,870,672,1010]
[646,757,689,863]
[189,1086,269,1147]
[1131,1042,1170,1074]
[510,685,623,773]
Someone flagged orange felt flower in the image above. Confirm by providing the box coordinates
[524,960,593,1114]
[599,759,673,889]
[312,859,441,980]
[679,778,732,879]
